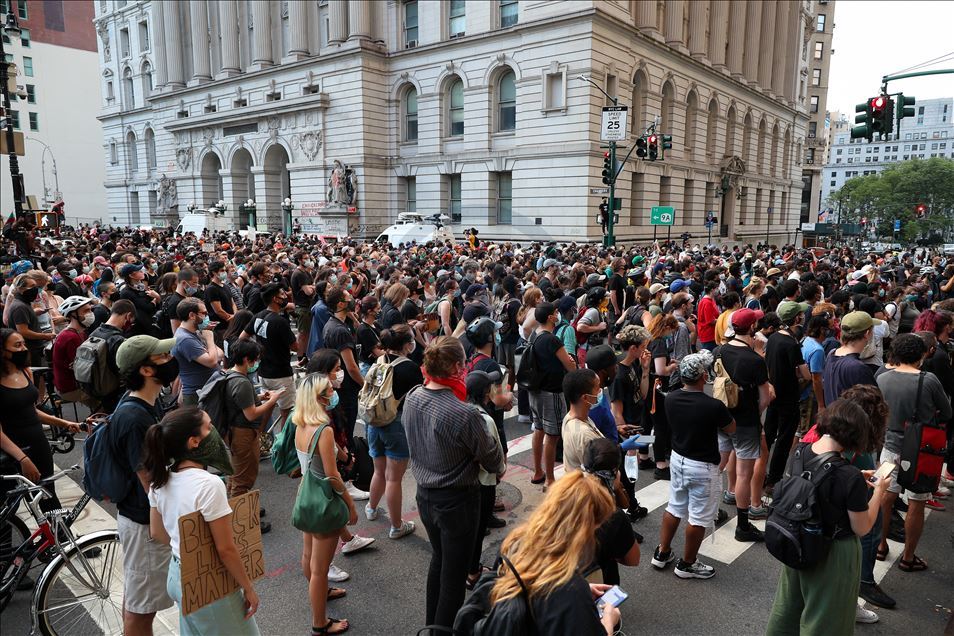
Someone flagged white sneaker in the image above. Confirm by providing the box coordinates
[328,564,349,582]
[855,603,879,624]
[389,520,415,540]
[340,535,375,555]
[935,484,951,498]
[346,482,370,501]
[365,504,385,521]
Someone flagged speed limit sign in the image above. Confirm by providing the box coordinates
[601,106,628,142]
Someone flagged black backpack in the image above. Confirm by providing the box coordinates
[515,332,542,391]
[765,446,845,570]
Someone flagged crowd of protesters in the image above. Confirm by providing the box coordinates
[2,221,954,634]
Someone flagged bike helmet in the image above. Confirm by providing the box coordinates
[920,266,936,276]
[10,260,33,276]
[58,295,93,317]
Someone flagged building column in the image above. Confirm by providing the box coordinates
[664,0,686,49]
[285,0,310,61]
[771,0,790,97]
[217,0,241,78]
[329,0,349,44]
[189,0,211,84]
[163,3,185,88]
[635,1,657,32]
[783,5,800,104]
[708,1,729,69]
[688,0,709,61]
[758,1,777,93]
[742,0,761,85]
[726,1,746,78]
[249,0,273,70]
[152,0,168,87]
[219,168,244,229]
[689,178,709,228]
[348,0,372,41]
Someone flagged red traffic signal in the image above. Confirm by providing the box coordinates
[648,135,657,144]
[915,203,926,218]
[869,96,886,113]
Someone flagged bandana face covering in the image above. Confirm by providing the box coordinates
[422,368,467,402]
[181,426,234,475]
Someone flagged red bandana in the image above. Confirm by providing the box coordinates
[422,368,467,402]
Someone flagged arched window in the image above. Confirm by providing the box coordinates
[742,113,753,169]
[660,82,675,136]
[497,70,516,132]
[403,88,418,142]
[706,99,719,160]
[447,77,464,137]
[631,70,648,134]
[757,119,767,175]
[122,67,135,109]
[771,124,781,177]
[725,106,737,157]
[141,61,153,96]
[684,91,698,161]
[125,131,138,174]
[783,129,792,176]
[144,128,157,171]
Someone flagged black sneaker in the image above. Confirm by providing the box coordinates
[260,520,272,534]
[651,545,675,570]
[638,458,655,471]
[487,515,507,529]
[674,558,715,579]
[653,467,671,481]
[260,507,267,519]
[734,525,765,543]
[715,509,729,526]
[632,530,644,544]
[627,505,648,522]
[859,582,896,609]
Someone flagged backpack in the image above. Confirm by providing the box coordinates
[515,332,542,391]
[712,343,749,409]
[424,297,445,315]
[447,555,536,636]
[152,293,179,339]
[492,296,515,336]
[897,372,947,494]
[467,351,492,374]
[622,305,647,329]
[572,306,592,345]
[196,369,245,437]
[358,355,410,427]
[271,412,301,476]
[82,394,154,503]
[73,330,122,398]
[765,446,845,570]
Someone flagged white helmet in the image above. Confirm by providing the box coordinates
[920,266,936,276]
[58,295,93,316]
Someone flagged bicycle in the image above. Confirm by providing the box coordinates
[0,465,124,635]
[30,366,76,455]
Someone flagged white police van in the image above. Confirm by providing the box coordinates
[375,213,455,247]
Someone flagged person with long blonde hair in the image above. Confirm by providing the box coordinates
[481,470,621,635]
[293,372,357,635]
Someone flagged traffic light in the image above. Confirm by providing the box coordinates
[601,152,614,185]
[635,135,647,158]
[661,134,673,158]
[915,203,926,218]
[870,95,893,138]
[851,100,873,142]
[647,134,658,161]
[897,94,916,127]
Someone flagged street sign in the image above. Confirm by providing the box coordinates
[801,222,815,232]
[651,206,675,226]
[705,210,715,223]
[600,106,628,142]
[893,219,901,231]
[590,187,610,195]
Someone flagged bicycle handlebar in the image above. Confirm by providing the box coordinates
[2,463,80,491]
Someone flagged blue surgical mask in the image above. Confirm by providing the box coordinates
[248,361,260,374]
[198,315,211,329]
[328,390,340,410]
[495,332,501,346]
[185,285,199,296]
[68,269,78,279]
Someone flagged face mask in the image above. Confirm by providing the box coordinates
[82,265,91,274]
[334,369,345,388]
[495,332,501,347]
[185,285,198,296]
[304,260,314,268]
[19,287,40,303]
[198,315,211,330]
[81,313,95,328]
[346,281,353,291]
[133,282,146,292]
[248,361,260,374]
[150,263,158,271]
[68,269,78,279]
[465,273,475,282]
[408,339,417,355]
[326,390,340,410]
[218,272,228,282]
[152,359,179,387]
[181,426,233,475]
[329,275,338,285]
[9,350,30,369]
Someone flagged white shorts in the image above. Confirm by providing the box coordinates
[117,514,173,614]
[262,375,296,411]
[665,452,722,527]
[879,448,931,502]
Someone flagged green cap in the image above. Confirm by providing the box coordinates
[776,300,810,322]
[116,335,175,375]
[632,255,645,265]
[840,311,883,336]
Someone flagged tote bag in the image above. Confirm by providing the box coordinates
[291,424,349,534]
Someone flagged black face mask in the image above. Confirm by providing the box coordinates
[9,350,30,369]
[152,359,179,386]
[18,287,40,303]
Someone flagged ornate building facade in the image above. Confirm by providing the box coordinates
[96,0,821,243]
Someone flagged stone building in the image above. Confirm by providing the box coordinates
[96,0,820,244]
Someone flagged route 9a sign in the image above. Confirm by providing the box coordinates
[601,106,628,142]
[651,206,675,226]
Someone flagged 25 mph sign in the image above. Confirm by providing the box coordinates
[601,106,628,142]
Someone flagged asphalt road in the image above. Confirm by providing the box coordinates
[4,411,953,636]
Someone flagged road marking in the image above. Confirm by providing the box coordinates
[631,479,672,513]
[872,508,932,584]
[507,432,534,456]
[697,516,767,565]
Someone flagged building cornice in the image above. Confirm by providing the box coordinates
[162,93,330,133]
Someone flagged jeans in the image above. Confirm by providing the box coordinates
[469,485,496,574]
[764,401,800,485]
[416,485,480,628]
[859,509,882,584]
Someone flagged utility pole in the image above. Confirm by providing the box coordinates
[1,9,26,220]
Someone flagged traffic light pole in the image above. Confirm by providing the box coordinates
[606,141,616,248]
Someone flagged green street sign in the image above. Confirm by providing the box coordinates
[650,206,675,226]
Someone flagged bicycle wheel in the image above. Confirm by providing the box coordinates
[34,531,125,636]
[0,515,32,611]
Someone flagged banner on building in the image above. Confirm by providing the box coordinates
[178,490,265,615]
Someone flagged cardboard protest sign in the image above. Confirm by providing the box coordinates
[178,489,265,615]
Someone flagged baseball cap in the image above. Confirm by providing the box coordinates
[670,279,691,293]
[120,263,144,277]
[765,267,781,277]
[543,258,559,269]
[649,283,666,295]
[730,308,764,331]
[465,369,502,402]
[585,345,618,372]
[632,255,646,265]
[777,300,810,322]
[466,315,503,339]
[93,255,110,266]
[841,311,882,336]
[464,283,487,299]
[586,273,606,286]
[557,295,578,315]
[116,335,175,375]
[679,351,713,383]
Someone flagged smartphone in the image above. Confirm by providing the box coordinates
[597,585,628,609]
[870,462,895,483]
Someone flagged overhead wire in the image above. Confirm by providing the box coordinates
[888,51,954,76]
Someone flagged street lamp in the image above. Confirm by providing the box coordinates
[577,74,619,247]
[240,198,257,229]
[187,201,197,213]
[1,7,25,220]
[281,197,294,236]
[26,137,61,203]
[208,199,227,216]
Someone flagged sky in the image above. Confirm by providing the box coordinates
[827,1,954,120]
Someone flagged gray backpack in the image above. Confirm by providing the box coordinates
[74,332,121,398]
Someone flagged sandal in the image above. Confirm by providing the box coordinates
[327,587,347,600]
[898,555,928,572]
[530,475,546,485]
[312,617,349,635]
[875,545,889,562]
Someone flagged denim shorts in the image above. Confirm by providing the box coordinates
[719,425,761,460]
[368,413,411,460]
[666,452,721,527]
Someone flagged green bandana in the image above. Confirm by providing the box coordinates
[180,426,234,476]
